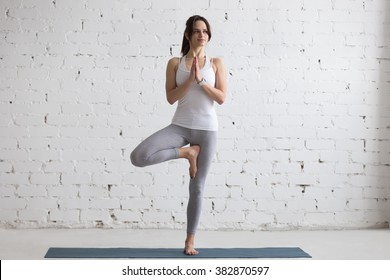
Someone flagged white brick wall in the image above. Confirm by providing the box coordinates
[0,0,389,230]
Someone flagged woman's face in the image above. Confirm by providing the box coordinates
[189,20,209,48]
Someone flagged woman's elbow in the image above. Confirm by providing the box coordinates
[167,97,176,105]
[216,99,224,105]
[166,93,176,105]
[217,93,226,105]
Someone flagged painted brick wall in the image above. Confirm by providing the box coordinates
[1,0,390,230]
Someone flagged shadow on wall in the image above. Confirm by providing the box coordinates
[378,0,390,228]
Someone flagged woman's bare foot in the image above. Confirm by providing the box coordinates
[179,145,200,179]
[184,234,199,255]
[188,145,200,179]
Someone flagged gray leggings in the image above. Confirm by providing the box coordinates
[130,124,217,234]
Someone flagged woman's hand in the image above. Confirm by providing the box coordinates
[194,57,203,83]
[189,57,203,83]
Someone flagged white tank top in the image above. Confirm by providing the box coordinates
[171,56,218,131]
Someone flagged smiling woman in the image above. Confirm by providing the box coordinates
[130,15,227,256]
[180,15,212,58]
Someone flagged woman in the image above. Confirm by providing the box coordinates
[131,15,227,255]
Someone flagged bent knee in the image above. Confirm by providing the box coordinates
[130,150,147,167]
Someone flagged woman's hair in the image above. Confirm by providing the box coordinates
[180,15,212,56]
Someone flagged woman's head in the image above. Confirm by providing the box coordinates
[181,15,212,56]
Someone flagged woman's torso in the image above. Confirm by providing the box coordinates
[171,56,218,131]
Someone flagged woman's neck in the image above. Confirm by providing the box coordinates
[186,48,205,58]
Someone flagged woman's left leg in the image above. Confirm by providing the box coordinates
[185,129,217,255]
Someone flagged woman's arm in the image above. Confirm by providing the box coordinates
[166,57,227,105]
[197,57,227,105]
[165,58,193,105]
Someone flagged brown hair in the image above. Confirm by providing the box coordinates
[180,15,212,56]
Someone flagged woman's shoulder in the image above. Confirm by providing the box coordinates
[211,57,224,65]
[167,57,181,70]
[167,57,181,65]
[211,57,225,72]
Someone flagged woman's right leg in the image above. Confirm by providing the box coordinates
[130,124,190,167]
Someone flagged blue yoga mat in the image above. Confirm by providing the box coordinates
[44,247,311,259]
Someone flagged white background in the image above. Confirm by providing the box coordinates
[0,0,389,230]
